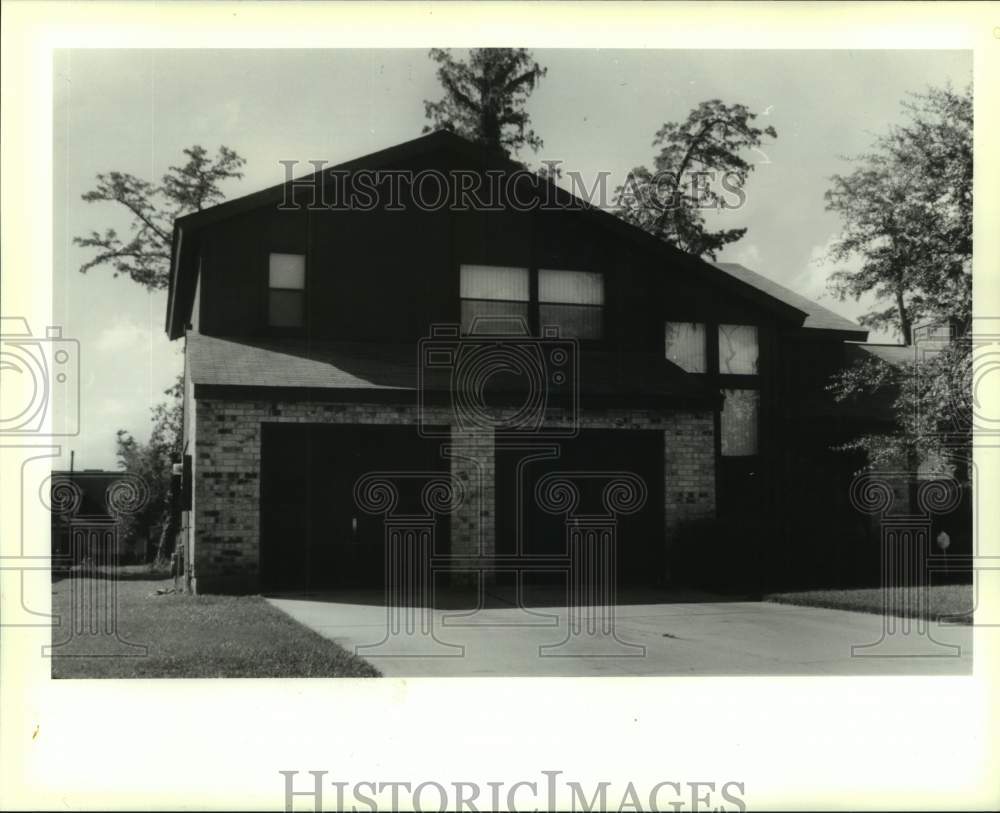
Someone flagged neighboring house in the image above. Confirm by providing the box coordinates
[166,130,880,595]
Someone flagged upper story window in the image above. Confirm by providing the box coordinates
[268,253,306,329]
[718,324,758,374]
[664,321,706,373]
[460,265,530,335]
[539,269,604,340]
[459,265,605,339]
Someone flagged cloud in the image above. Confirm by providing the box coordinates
[793,237,898,343]
[729,243,762,269]
[94,317,153,353]
[788,237,843,303]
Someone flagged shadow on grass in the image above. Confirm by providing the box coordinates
[52,564,173,584]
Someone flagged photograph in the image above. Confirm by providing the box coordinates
[45,46,975,679]
[1,2,997,811]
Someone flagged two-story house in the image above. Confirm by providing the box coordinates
[165,130,873,595]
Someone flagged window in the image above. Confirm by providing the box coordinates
[268,253,306,328]
[664,321,706,373]
[539,269,604,339]
[460,264,529,335]
[721,388,759,456]
[718,324,759,374]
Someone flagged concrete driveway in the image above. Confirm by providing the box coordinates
[267,589,973,677]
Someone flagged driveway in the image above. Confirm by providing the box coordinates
[267,589,973,677]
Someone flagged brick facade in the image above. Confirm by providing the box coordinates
[184,396,716,593]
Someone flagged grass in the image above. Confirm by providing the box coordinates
[765,583,974,625]
[51,577,380,678]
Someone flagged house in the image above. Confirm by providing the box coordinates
[166,130,878,595]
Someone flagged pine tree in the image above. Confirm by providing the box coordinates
[423,48,548,158]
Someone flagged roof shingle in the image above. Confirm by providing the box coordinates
[186,332,715,403]
[711,262,866,336]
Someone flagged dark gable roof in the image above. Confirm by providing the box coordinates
[166,130,812,339]
[186,331,717,406]
[710,262,867,338]
[846,342,916,368]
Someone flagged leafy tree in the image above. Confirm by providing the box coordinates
[115,376,184,563]
[75,145,246,290]
[824,84,972,343]
[423,48,548,158]
[825,84,973,487]
[614,100,777,258]
[828,339,971,481]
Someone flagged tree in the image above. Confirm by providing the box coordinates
[115,376,184,563]
[825,86,973,487]
[828,338,972,486]
[75,145,246,290]
[614,100,777,258]
[423,48,548,158]
[824,84,972,343]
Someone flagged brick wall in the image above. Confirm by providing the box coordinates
[188,397,715,593]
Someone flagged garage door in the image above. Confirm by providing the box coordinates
[495,430,665,588]
[260,423,450,592]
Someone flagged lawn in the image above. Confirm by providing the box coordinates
[765,583,974,625]
[50,576,380,678]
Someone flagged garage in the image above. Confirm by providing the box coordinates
[494,429,665,589]
[260,423,450,592]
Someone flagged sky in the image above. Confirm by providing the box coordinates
[52,48,972,470]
